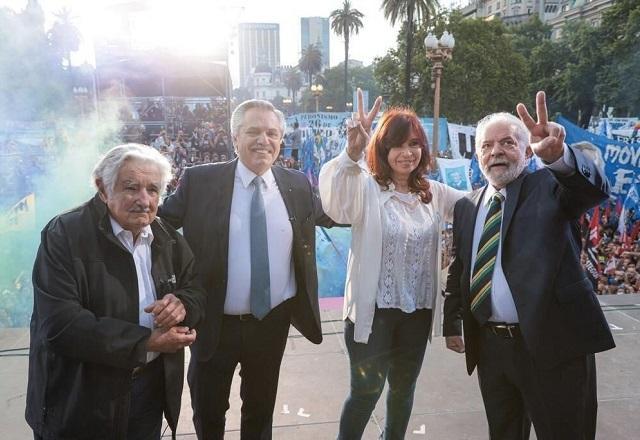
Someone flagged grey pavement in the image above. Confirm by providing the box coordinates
[2,294,640,439]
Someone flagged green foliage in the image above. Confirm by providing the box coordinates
[595,0,640,116]
[437,14,529,124]
[298,44,323,86]
[375,11,529,124]
[320,64,381,110]
[330,0,365,110]
[374,2,640,125]
[381,0,439,104]
[283,68,303,111]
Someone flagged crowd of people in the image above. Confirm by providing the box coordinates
[119,100,639,299]
[582,204,640,295]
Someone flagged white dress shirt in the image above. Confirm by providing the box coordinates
[224,160,296,315]
[471,148,576,323]
[110,217,158,362]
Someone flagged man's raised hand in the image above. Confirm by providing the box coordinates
[516,91,566,163]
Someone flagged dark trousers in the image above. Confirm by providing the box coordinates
[189,301,292,439]
[477,327,597,440]
[338,307,433,440]
[34,357,165,440]
[127,355,165,440]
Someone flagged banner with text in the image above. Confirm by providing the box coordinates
[558,115,640,197]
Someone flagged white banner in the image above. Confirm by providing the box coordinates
[448,123,476,159]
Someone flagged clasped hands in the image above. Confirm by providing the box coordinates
[144,293,196,353]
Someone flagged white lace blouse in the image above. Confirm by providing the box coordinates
[377,191,437,312]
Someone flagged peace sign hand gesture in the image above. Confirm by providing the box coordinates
[346,88,383,162]
[516,91,566,164]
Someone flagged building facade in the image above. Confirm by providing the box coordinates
[459,0,613,31]
[301,17,330,69]
[238,23,281,88]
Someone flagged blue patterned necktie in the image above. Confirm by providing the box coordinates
[470,192,504,325]
[250,176,271,320]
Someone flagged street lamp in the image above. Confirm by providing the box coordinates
[310,84,324,113]
[424,30,455,166]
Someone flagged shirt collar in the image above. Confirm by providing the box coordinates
[483,185,507,207]
[109,216,154,244]
[236,159,275,189]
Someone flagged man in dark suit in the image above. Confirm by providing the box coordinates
[161,99,334,439]
[443,92,615,439]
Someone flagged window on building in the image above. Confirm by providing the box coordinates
[488,5,492,13]
[497,1,501,9]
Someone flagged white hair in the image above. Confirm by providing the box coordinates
[475,112,529,150]
[92,143,173,197]
[230,99,285,137]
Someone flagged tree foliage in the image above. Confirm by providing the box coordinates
[298,44,323,86]
[381,0,439,105]
[318,63,381,111]
[374,2,640,126]
[47,7,81,69]
[330,0,365,110]
[595,0,640,117]
[375,11,528,124]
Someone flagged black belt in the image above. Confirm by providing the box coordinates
[223,313,257,322]
[485,322,520,339]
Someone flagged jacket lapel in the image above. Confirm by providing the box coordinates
[460,188,486,275]
[271,166,296,221]
[211,160,237,273]
[502,170,528,242]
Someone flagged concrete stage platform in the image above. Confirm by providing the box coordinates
[2,294,639,439]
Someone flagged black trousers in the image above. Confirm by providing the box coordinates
[33,356,165,440]
[477,327,597,440]
[188,300,292,440]
[127,356,165,440]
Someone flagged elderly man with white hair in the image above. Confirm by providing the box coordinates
[26,144,205,440]
[443,92,615,440]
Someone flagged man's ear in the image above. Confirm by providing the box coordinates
[96,179,108,203]
[525,145,533,159]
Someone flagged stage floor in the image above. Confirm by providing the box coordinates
[2,294,639,439]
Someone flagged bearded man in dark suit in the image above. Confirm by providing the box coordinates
[444,92,615,440]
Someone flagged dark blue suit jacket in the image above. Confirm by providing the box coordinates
[444,146,616,374]
[160,159,334,362]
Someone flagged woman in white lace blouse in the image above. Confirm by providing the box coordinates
[319,91,466,440]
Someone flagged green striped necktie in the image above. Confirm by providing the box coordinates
[470,192,505,324]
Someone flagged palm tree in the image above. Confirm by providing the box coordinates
[284,68,303,111]
[330,0,364,111]
[298,44,323,87]
[382,0,438,104]
[47,7,81,69]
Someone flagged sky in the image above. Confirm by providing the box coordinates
[2,0,461,86]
